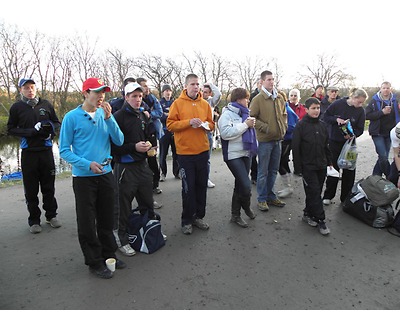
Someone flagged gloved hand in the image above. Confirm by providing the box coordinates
[34,121,54,139]
[34,122,42,131]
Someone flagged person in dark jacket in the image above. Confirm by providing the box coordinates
[158,84,179,180]
[365,81,398,177]
[292,97,332,235]
[322,88,368,204]
[7,78,61,234]
[111,82,160,256]
[320,86,340,122]
[109,77,136,114]
[136,77,163,195]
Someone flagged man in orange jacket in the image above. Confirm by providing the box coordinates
[167,74,215,235]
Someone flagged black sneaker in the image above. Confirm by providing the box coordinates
[318,221,330,236]
[89,264,113,279]
[115,259,126,269]
[153,187,162,194]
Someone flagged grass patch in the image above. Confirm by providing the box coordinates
[0,170,72,188]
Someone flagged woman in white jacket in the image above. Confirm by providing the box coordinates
[218,88,258,227]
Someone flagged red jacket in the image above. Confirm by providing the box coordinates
[289,102,306,120]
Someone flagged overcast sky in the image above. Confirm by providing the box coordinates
[1,0,399,88]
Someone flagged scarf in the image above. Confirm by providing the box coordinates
[231,102,258,156]
[21,94,39,107]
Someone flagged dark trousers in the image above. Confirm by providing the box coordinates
[177,151,209,226]
[73,172,117,268]
[250,155,258,181]
[323,140,356,202]
[278,139,292,175]
[21,148,58,226]
[226,157,251,197]
[147,155,160,189]
[302,168,326,221]
[159,130,179,177]
[113,161,154,247]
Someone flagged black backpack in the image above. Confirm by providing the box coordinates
[342,182,395,228]
[388,200,400,237]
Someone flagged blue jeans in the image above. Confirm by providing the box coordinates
[372,135,391,177]
[226,157,251,197]
[257,141,282,202]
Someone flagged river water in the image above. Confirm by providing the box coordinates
[0,136,71,177]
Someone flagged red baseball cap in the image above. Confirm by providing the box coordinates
[82,78,111,92]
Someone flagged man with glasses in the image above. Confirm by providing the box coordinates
[320,86,340,120]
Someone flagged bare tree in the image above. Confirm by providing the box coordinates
[133,54,174,96]
[233,56,268,92]
[51,40,74,117]
[297,53,355,89]
[102,49,134,92]
[163,57,185,96]
[0,22,34,101]
[69,35,99,91]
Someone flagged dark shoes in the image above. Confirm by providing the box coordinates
[230,215,248,228]
[153,187,162,194]
[89,264,113,279]
[115,259,126,269]
[89,258,126,279]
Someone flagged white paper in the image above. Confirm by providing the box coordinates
[200,122,210,130]
[327,166,340,178]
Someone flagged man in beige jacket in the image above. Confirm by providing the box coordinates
[250,70,288,211]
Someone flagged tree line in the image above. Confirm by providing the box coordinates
[0,20,376,121]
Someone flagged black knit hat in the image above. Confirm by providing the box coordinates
[162,84,172,92]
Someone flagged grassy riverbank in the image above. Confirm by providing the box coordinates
[0,171,71,188]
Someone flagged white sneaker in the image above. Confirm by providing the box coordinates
[160,174,166,182]
[323,199,331,206]
[153,201,163,209]
[118,244,136,256]
[207,179,215,188]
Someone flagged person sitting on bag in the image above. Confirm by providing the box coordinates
[322,88,368,204]
[292,97,333,235]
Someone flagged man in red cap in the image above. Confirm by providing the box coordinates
[59,78,126,279]
[7,78,61,234]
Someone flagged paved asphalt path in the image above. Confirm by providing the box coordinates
[0,132,399,310]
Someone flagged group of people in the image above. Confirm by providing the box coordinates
[7,71,398,279]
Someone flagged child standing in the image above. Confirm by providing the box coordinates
[292,97,333,235]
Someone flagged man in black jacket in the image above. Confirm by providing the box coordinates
[7,78,61,234]
[111,82,159,256]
